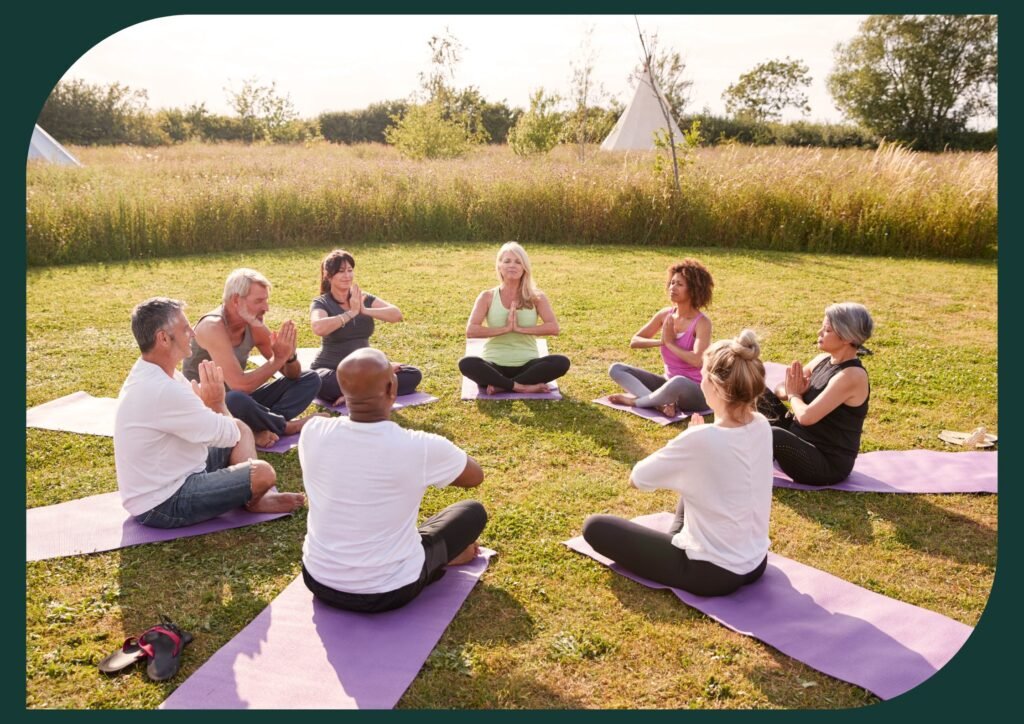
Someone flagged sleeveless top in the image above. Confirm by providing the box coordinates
[660,312,704,383]
[482,288,540,367]
[791,357,870,471]
[181,306,254,386]
[309,292,378,370]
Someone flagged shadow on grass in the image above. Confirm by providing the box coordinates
[114,513,306,700]
[465,395,653,467]
[774,489,996,568]
[397,581,573,708]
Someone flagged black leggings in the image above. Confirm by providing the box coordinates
[582,499,766,597]
[302,499,487,614]
[458,355,570,392]
[757,390,851,486]
[315,364,422,402]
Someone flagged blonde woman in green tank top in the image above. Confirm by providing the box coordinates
[457,242,571,394]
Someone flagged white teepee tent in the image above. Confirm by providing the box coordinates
[28,125,82,166]
[600,66,683,151]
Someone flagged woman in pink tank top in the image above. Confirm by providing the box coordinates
[608,259,714,417]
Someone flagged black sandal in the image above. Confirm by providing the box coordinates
[98,636,149,675]
[140,617,194,682]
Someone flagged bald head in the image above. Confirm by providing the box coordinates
[337,348,396,420]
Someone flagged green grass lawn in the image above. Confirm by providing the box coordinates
[25,242,997,709]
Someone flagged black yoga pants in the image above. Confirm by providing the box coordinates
[458,355,570,392]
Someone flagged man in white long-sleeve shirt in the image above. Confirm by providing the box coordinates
[114,297,305,528]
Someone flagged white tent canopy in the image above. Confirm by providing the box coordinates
[28,125,82,166]
[600,66,684,151]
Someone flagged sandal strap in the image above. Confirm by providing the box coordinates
[127,636,155,659]
[142,625,182,656]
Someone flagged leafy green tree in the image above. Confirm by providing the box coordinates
[37,79,166,145]
[387,29,487,158]
[225,78,299,143]
[384,101,475,159]
[827,15,997,151]
[508,89,563,156]
[723,57,812,122]
[567,26,610,162]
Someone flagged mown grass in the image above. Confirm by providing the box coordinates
[26,141,997,266]
[25,243,996,709]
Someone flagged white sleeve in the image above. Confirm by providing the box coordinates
[422,433,470,489]
[631,428,700,493]
[154,379,241,448]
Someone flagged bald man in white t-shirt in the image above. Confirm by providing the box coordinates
[299,347,487,613]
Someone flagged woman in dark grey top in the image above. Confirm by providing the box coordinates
[757,302,873,485]
[309,249,422,404]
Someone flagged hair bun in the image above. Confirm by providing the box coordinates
[732,329,760,360]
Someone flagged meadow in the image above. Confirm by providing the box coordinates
[25,243,996,709]
[26,141,997,266]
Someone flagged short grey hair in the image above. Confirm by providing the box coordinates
[131,297,185,353]
[826,302,874,348]
[223,268,271,306]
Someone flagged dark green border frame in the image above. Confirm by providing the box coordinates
[9,1,1013,719]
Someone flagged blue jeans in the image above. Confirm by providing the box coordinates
[226,370,321,435]
[135,447,253,529]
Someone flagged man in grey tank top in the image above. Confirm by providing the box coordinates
[182,268,322,447]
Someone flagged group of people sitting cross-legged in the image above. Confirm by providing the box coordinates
[112,244,874,607]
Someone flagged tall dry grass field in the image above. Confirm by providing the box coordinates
[26,142,996,265]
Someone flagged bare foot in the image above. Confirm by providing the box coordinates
[246,491,306,514]
[284,412,331,435]
[513,382,551,394]
[608,393,637,407]
[485,385,500,396]
[447,541,481,566]
[659,402,677,418]
[254,429,280,448]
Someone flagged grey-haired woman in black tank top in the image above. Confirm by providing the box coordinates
[757,303,874,485]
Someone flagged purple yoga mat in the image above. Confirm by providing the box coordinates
[315,391,439,415]
[26,492,289,562]
[565,513,972,700]
[591,361,785,425]
[27,391,301,455]
[460,338,562,400]
[592,396,710,426]
[763,361,786,395]
[256,433,299,454]
[161,549,495,709]
[773,450,997,493]
[26,391,118,436]
[249,347,319,371]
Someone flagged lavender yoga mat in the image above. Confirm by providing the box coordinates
[26,391,118,436]
[460,338,562,400]
[565,513,972,701]
[315,391,439,415]
[26,390,299,454]
[591,361,786,426]
[161,549,495,709]
[592,396,710,426]
[26,492,289,562]
[773,450,997,493]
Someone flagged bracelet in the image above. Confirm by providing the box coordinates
[286,354,298,364]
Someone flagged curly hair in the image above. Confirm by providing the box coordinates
[667,258,714,309]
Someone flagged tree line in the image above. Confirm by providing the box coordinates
[37,15,996,155]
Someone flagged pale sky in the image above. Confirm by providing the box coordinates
[62,14,871,123]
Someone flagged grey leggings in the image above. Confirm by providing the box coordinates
[608,362,708,412]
